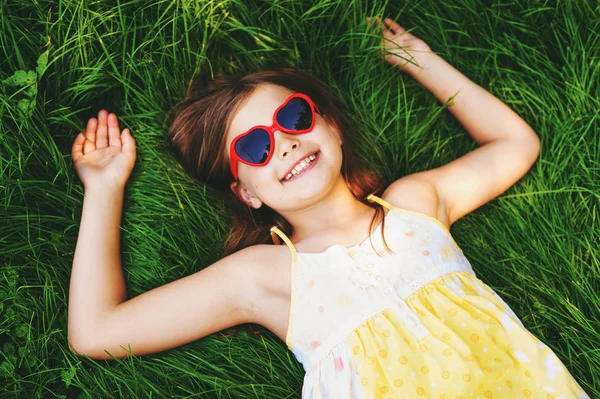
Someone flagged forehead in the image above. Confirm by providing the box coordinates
[226,84,294,149]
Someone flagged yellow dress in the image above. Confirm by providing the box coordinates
[270,195,589,399]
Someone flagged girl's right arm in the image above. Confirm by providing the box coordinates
[69,111,268,360]
[68,186,267,360]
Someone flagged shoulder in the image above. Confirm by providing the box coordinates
[225,243,291,315]
[225,244,287,287]
[381,172,452,230]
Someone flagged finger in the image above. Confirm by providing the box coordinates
[107,113,122,148]
[384,18,406,35]
[84,118,97,155]
[382,18,395,35]
[96,110,109,148]
[72,132,86,161]
[366,16,381,32]
[121,128,136,157]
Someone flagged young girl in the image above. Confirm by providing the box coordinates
[68,16,590,398]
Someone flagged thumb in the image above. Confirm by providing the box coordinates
[121,128,136,154]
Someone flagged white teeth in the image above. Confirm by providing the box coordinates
[284,153,318,181]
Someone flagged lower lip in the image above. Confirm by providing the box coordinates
[282,152,320,183]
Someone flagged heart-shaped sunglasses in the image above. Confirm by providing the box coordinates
[229,93,322,180]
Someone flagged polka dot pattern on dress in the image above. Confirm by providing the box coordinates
[273,195,590,399]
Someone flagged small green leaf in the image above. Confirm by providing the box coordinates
[15,324,28,338]
[61,366,76,388]
[5,307,15,319]
[25,83,38,98]
[27,70,37,85]
[25,355,36,368]
[2,70,28,86]
[36,49,49,78]
[18,98,35,116]
[3,342,16,356]
[5,269,19,289]
[0,360,15,377]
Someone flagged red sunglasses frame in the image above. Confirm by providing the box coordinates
[229,92,322,180]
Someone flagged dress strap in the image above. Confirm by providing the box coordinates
[270,226,298,255]
[366,194,395,210]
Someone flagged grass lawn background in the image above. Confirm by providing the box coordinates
[1,0,598,397]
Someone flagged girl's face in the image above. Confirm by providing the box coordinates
[225,83,343,212]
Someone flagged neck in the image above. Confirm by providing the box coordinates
[281,175,374,245]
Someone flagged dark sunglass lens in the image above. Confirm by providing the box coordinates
[277,97,313,131]
[235,129,270,164]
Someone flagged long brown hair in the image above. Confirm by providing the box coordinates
[166,68,392,335]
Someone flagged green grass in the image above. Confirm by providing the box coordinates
[1,0,599,397]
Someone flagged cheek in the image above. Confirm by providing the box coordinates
[238,165,275,189]
[322,132,343,158]
[321,120,341,143]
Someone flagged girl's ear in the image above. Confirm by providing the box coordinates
[230,181,263,209]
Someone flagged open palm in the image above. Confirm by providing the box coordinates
[368,17,432,73]
[71,110,136,190]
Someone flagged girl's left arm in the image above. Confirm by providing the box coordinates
[406,53,540,226]
[373,17,541,227]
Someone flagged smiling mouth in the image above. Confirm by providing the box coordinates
[281,151,320,182]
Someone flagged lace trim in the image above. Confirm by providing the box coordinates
[396,263,477,299]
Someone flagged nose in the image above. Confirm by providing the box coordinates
[275,130,300,159]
